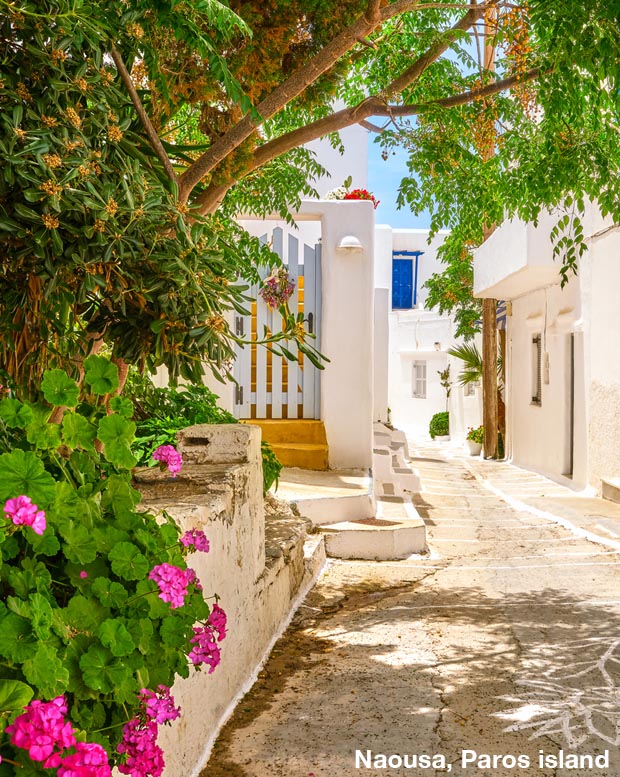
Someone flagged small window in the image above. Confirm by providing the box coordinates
[464,381,477,397]
[412,361,427,398]
[532,334,542,405]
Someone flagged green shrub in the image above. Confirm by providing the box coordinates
[0,361,225,774]
[126,373,282,493]
[429,411,449,439]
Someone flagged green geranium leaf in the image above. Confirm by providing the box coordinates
[102,474,140,516]
[40,369,80,408]
[160,617,187,648]
[8,559,52,598]
[128,618,155,655]
[109,542,149,581]
[22,644,69,698]
[83,356,119,395]
[0,613,38,662]
[0,398,34,429]
[98,618,136,657]
[28,527,61,557]
[65,595,108,634]
[29,592,53,640]
[79,645,132,693]
[59,520,98,564]
[91,577,128,608]
[25,403,61,451]
[97,414,137,469]
[62,412,97,451]
[109,395,134,418]
[0,680,34,713]
[0,449,57,507]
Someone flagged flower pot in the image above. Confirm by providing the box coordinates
[434,435,450,442]
[466,440,482,456]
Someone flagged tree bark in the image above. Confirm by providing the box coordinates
[482,296,498,458]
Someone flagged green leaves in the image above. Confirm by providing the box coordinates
[40,370,80,408]
[79,645,133,694]
[0,449,56,507]
[97,414,137,469]
[98,619,136,657]
[109,542,150,581]
[62,412,97,452]
[0,680,34,713]
[0,399,34,429]
[22,644,70,698]
[83,356,120,395]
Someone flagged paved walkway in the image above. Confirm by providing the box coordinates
[203,443,620,777]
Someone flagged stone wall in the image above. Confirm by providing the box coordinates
[134,424,325,776]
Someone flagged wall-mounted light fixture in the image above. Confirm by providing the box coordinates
[434,342,442,351]
[336,235,363,253]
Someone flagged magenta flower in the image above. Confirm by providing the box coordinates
[179,529,210,553]
[79,570,88,579]
[188,625,221,672]
[139,686,180,725]
[58,742,111,777]
[5,696,76,764]
[208,603,227,642]
[3,495,46,535]
[117,718,164,777]
[148,563,197,609]
[151,445,183,477]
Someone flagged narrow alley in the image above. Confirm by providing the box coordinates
[204,445,620,777]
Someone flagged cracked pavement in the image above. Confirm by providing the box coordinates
[203,444,620,777]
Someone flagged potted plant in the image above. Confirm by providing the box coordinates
[429,411,450,441]
[466,425,484,455]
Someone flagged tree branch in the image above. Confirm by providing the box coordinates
[178,0,430,201]
[110,47,178,186]
[193,65,541,215]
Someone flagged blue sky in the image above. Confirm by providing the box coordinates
[367,135,432,229]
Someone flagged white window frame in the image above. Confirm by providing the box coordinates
[412,360,427,399]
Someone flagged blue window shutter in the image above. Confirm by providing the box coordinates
[392,258,413,309]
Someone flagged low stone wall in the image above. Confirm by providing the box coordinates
[134,424,324,776]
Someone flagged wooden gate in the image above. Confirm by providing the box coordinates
[233,227,322,420]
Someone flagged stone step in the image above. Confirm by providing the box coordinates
[318,496,426,560]
[270,442,328,471]
[241,419,327,445]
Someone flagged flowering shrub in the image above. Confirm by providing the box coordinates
[0,360,226,775]
[343,188,380,209]
[324,184,379,209]
[259,267,295,310]
[466,425,484,444]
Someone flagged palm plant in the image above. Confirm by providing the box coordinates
[447,342,503,388]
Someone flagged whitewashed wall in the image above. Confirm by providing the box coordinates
[373,226,478,438]
[585,208,620,491]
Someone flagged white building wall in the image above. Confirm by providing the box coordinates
[374,226,479,439]
[473,200,620,491]
[585,210,620,491]
[305,123,369,196]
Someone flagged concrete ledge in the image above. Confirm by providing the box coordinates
[320,513,426,560]
[602,478,620,505]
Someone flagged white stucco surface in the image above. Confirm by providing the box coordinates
[474,210,565,299]
[476,201,620,492]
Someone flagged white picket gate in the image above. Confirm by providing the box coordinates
[233,227,322,420]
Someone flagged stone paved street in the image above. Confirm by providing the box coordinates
[204,443,620,777]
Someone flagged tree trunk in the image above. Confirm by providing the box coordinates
[482,298,498,458]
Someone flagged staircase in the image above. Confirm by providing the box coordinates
[242,419,329,471]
